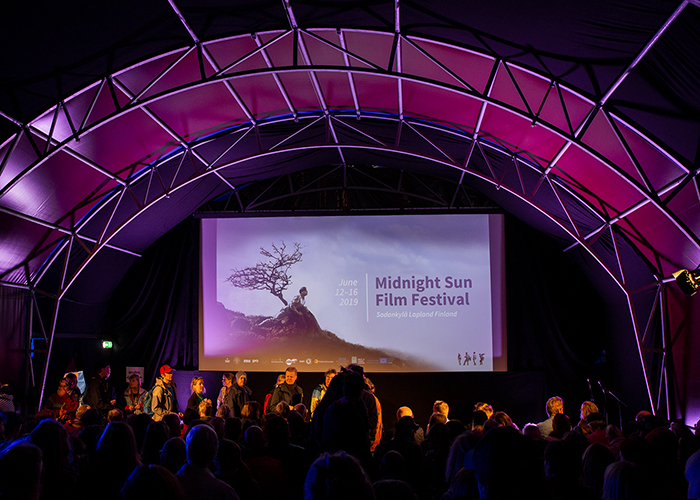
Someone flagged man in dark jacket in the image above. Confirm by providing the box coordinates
[83,364,116,416]
[228,371,252,418]
[268,367,303,410]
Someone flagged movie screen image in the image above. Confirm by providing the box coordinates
[200,213,505,372]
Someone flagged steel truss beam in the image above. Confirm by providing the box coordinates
[3,42,692,255]
[1,16,690,414]
[24,114,669,411]
[212,163,486,212]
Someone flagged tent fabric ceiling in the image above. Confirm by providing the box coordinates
[1,0,700,416]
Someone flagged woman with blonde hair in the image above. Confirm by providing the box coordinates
[576,400,599,435]
[186,376,210,414]
[198,399,214,421]
[474,402,493,419]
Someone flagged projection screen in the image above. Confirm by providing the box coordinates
[200,213,505,372]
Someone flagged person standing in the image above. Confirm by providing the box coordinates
[217,372,234,413]
[321,371,371,465]
[121,373,147,414]
[152,364,178,422]
[365,377,382,452]
[269,366,303,409]
[187,376,210,414]
[263,373,286,415]
[84,363,116,416]
[346,364,379,443]
[310,369,337,418]
[228,371,252,418]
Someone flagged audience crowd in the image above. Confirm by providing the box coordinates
[2,365,700,500]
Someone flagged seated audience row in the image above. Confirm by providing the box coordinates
[3,368,700,500]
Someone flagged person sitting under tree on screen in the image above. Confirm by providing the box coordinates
[290,286,308,314]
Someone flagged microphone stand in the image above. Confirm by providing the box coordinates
[587,378,595,403]
[599,382,627,429]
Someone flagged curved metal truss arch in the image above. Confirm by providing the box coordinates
[0,24,691,415]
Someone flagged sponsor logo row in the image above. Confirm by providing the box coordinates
[221,356,395,366]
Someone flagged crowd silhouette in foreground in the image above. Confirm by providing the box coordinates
[2,366,700,500]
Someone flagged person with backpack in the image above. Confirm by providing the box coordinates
[152,364,179,422]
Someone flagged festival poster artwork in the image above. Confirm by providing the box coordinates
[201,214,498,372]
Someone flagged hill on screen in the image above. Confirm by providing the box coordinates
[217,301,436,371]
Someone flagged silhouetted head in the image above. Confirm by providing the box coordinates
[304,451,375,500]
[186,424,218,467]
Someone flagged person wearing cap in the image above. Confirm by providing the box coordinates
[83,363,117,416]
[152,364,179,422]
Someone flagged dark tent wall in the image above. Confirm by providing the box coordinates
[36,213,630,427]
[104,219,200,377]
[670,289,700,426]
[35,220,200,400]
[0,287,27,410]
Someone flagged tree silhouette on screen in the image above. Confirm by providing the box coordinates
[226,241,303,306]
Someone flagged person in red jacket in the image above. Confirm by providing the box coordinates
[40,379,78,423]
